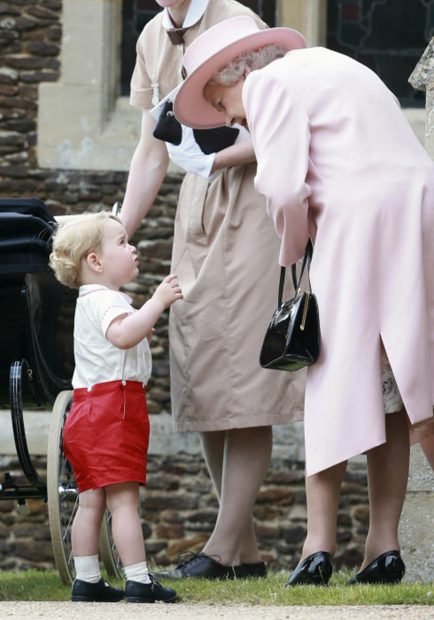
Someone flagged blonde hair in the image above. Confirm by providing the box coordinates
[209,44,288,86]
[49,212,122,288]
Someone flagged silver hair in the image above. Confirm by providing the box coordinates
[209,44,288,86]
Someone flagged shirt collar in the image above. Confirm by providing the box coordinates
[162,0,209,30]
[78,284,132,304]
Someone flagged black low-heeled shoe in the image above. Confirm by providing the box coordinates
[71,578,124,602]
[233,561,267,579]
[286,551,333,586]
[155,553,235,580]
[347,550,405,585]
[125,576,178,603]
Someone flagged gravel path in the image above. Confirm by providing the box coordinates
[1,603,434,620]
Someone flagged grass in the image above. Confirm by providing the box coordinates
[1,570,434,605]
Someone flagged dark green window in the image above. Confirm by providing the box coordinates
[327,0,434,107]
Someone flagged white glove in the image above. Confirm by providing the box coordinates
[166,125,216,180]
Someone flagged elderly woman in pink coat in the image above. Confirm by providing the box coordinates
[174,16,434,585]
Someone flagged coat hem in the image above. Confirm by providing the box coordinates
[172,410,303,433]
[305,436,387,477]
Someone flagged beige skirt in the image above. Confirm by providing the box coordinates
[169,166,305,432]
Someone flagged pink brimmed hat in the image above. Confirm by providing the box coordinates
[174,16,306,129]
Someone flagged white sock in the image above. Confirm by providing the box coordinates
[124,561,151,584]
[74,554,101,584]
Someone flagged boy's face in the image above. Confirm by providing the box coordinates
[97,219,139,289]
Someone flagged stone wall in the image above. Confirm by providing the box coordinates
[0,0,181,414]
[0,454,369,572]
[0,0,370,574]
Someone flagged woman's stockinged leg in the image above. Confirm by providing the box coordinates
[201,426,272,566]
[201,429,259,563]
[200,430,225,499]
[105,482,146,566]
[361,409,409,569]
[300,460,347,560]
[72,488,106,556]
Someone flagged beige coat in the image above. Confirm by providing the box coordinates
[130,0,304,432]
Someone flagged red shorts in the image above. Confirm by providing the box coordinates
[63,380,150,493]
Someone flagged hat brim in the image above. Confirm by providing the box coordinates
[174,28,306,129]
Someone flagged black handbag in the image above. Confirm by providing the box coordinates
[259,240,320,371]
[192,126,240,154]
[153,100,183,145]
[153,100,240,152]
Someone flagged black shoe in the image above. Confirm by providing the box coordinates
[125,575,178,603]
[156,553,235,580]
[286,551,333,586]
[347,550,405,585]
[234,561,267,579]
[71,578,124,602]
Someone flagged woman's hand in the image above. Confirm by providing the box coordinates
[152,274,183,310]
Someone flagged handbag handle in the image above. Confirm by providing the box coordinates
[278,239,313,306]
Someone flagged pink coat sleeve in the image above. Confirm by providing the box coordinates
[243,70,311,266]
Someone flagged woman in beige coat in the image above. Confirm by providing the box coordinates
[121,0,303,578]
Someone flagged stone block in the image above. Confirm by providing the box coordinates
[143,492,198,511]
[184,509,218,524]
[256,487,295,505]
[143,541,166,555]
[280,524,306,544]
[287,504,307,522]
[255,523,279,540]
[13,539,53,562]
[166,534,208,560]
[146,475,179,492]
[159,510,184,524]
[352,505,370,525]
[335,545,363,570]
[399,445,434,582]
[336,529,352,544]
[155,523,184,540]
[253,505,281,521]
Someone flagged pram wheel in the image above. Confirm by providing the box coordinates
[47,390,76,584]
[47,390,121,584]
[99,511,122,580]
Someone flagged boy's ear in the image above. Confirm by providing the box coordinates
[86,252,103,273]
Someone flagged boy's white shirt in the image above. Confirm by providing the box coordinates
[72,285,152,390]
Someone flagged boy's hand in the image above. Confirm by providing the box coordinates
[152,274,183,310]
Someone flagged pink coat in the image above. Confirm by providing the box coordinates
[244,47,434,475]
